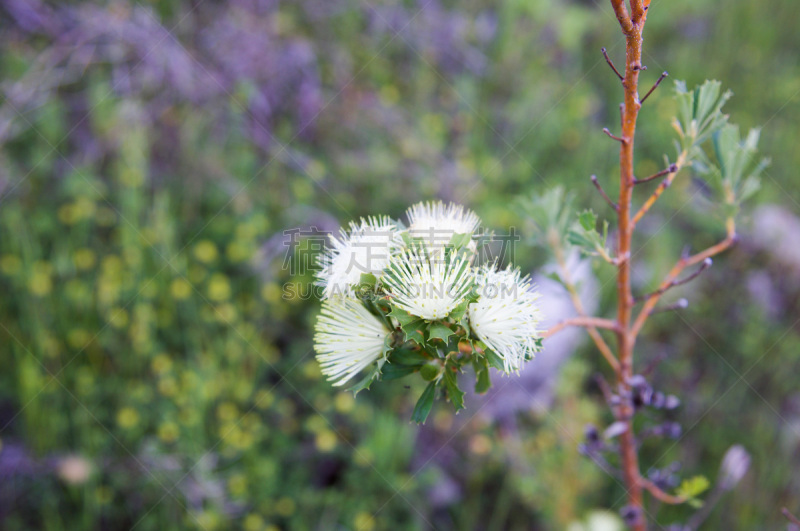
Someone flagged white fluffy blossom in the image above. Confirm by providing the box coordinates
[314,298,390,386]
[406,201,481,250]
[316,216,401,299]
[383,245,473,320]
[468,264,543,373]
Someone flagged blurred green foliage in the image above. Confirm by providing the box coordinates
[0,0,798,529]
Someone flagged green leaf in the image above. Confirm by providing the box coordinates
[673,79,732,153]
[567,209,613,261]
[515,186,576,254]
[389,307,416,326]
[445,334,462,357]
[449,299,470,322]
[429,324,455,343]
[380,363,418,381]
[448,232,473,250]
[739,175,761,202]
[402,319,426,345]
[412,382,437,424]
[708,124,768,205]
[347,365,381,395]
[443,366,465,410]
[382,335,394,357]
[474,362,491,394]
[390,348,430,366]
[578,210,597,231]
[676,475,710,507]
[359,272,377,287]
[405,328,425,345]
[484,347,505,371]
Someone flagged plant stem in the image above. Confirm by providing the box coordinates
[542,316,620,338]
[550,232,620,371]
[613,1,647,527]
[542,4,743,527]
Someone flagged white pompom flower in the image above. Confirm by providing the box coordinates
[316,216,402,299]
[384,245,473,321]
[314,298,390,386]
[406,201,481,251]
[468,264,543,373]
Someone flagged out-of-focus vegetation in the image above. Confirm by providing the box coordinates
[0,0,798,529]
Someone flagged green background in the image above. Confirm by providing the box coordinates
[1,0,798,529]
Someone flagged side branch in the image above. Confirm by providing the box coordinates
[631,222,737,337]
[632,171,673,225]
[551,239,620,372]
[609,0,633,33]
[633,258,712,303]
[591,175,619,211]
[639,71,668,104]
[543,316,620,338]
[634,163,677,184]
[601,48,624,81]
[640,477,687,505]
[782,508,800,526]
[603,127,628,144]
[632,150,690,227]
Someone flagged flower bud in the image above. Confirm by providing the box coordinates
[620,505,642,526]
[56,455,92,485]
[719,444,750,491]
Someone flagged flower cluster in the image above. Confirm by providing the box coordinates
[313,201,544,422]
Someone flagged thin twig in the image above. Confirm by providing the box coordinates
[543,316,620,338]
[631,150,688,226]
[601,47,624,81]
[591,175,619,211]
[631,222,737,337]
[603,127,627,143]
[550,235,620,372]
[634,163,678,184]
[634,259,712,303]
[782,508,800,526]
[640,477,687,505]
[640,71,669,104]
[632,175,671,225]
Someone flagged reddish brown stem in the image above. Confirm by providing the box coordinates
[614,1,648,527]
[640,478,687,505]
[551,3,737,527]
[591,175,619,211]
[603,127,628,143]
[783,508,800,526]
[543,316,620,338]
[633,257,711,303]
[602,47,625,81]
[609,0,634,33]
[549,234,620,372]
[639,71,669,104]
[634,163,677,184]
[631,222,736,337]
